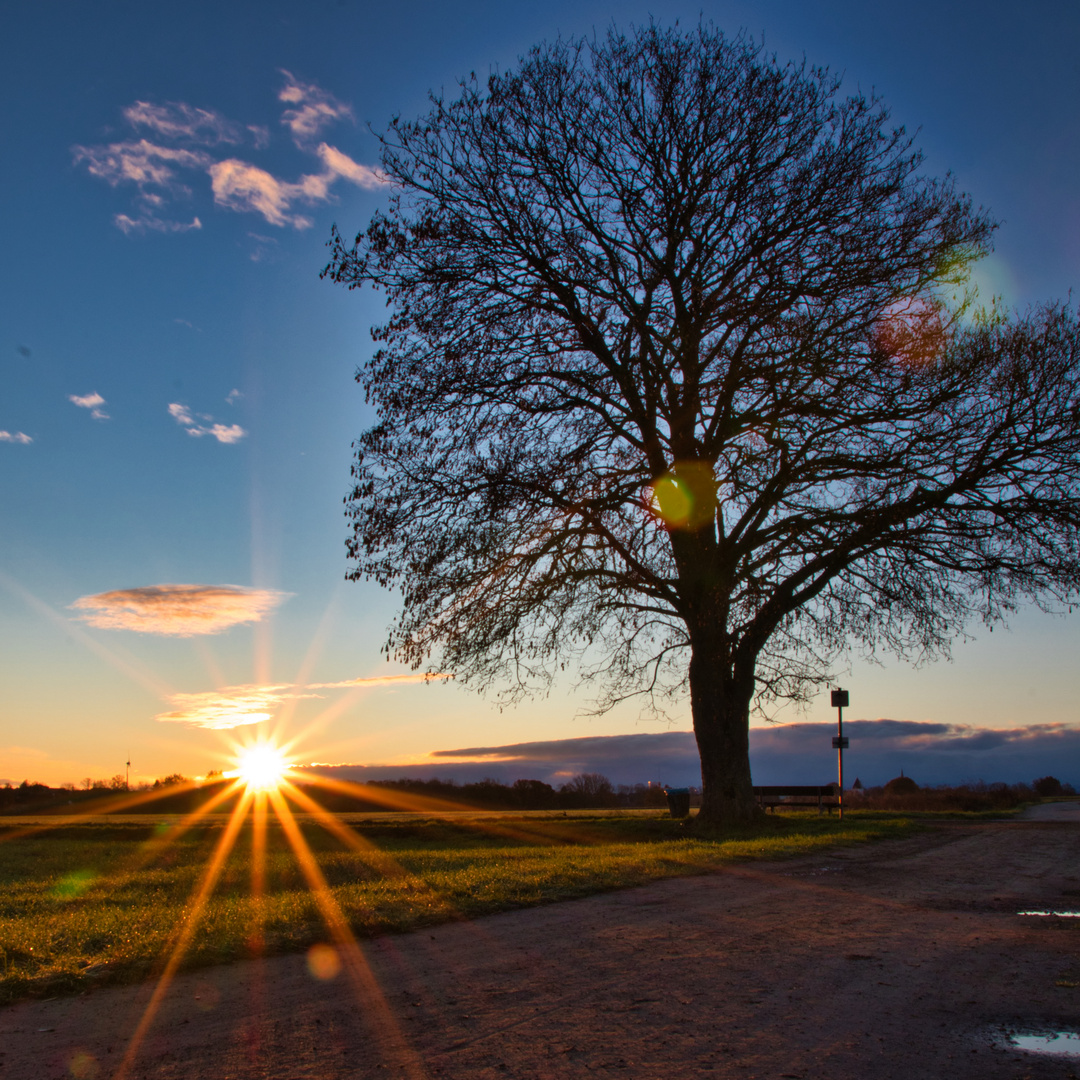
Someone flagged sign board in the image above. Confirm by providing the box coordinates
[832,736,849,749]
[831,689,849,708]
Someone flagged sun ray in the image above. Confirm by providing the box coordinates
[291,770,586,848]
[267,683,378,748]
[80,779,252,899]
[0,777,232,847]
[2,663,595,1080]
[113,784,254,1080]
[192,634,227,689]
[266,787,429,1079]
[295,771,474,814]
[249,788,268,954]
[278,780,427,883]
[266,584,347,741]
[0,569,174,698]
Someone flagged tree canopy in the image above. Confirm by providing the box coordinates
[325,22,1080,824]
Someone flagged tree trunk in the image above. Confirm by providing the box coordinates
[689,638,761,827]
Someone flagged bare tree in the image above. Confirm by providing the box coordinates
[560,772,617,807]
[324,23,1080,825]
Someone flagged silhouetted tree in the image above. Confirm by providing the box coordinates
[1033,775,1064,797]
[326,22,1080,825]
[884,775,920,796]
[152,773,190,789]
[558,773,617,808]
[512,778,557,808]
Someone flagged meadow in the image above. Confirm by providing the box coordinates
[0,810,920,1006]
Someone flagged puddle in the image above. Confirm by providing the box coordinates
[1009,1031,1080,1058]
[1017,909,1080,917]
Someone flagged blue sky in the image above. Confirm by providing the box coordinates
[2,0,1079,789]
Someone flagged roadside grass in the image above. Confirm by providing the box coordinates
[0,811,916,1006]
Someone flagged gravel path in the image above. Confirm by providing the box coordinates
[2,808,1078,1079]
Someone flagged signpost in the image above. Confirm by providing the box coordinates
[831,688,849,819]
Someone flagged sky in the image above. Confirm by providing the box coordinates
[2,0,1079,791]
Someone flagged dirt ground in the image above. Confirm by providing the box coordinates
[2,803,1078,1080]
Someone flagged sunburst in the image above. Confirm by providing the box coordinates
[231,743,290,791]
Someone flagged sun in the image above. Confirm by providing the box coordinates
[234,744,289,791]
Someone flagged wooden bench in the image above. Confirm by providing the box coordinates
[753,785,839,814]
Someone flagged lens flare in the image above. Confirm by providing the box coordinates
[307,943,342,981]
[873,296,946,369]
[233,744,289,791]
[648,461,718,530]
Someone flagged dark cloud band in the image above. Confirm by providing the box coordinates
[305,719,1080,789]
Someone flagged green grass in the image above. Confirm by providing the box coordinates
[0,810,916,1006]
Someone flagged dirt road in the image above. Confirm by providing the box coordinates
[2,808,1078,1079]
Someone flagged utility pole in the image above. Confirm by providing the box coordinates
[831,689,849,819]
[126,755,131,791]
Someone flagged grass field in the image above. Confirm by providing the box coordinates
[0,810,919,1006]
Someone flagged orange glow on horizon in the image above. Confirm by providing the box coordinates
[19,717,613,1079]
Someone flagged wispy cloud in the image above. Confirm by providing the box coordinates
[71,584,289,636]
[156,684,319,729]
[208,159,316,229]
[278,70,353,146]
[0,430,32,444]
[310,673,453,690]
[206,424,245,443]
[168,402,246,443]
[316,142,383,188]
[225,388,243,404]
[123,101,243,145]
[115,213,201,235]
[73,139,212,189]
[208,144,381,229]
[75,77,380,236]
[246,231,280,263]
[156,671,443,729]
[68,391,110,420]
[73,138,210,234]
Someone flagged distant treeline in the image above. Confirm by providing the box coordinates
[3,773,1072,816]
[0,773,674,815]
[855,776,1074,812]
[310,774,674,811]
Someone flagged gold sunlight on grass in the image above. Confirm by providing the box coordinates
[0,737,920,1079]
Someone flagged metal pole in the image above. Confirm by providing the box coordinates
[836,701,843,820]
[830,688,849,819]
